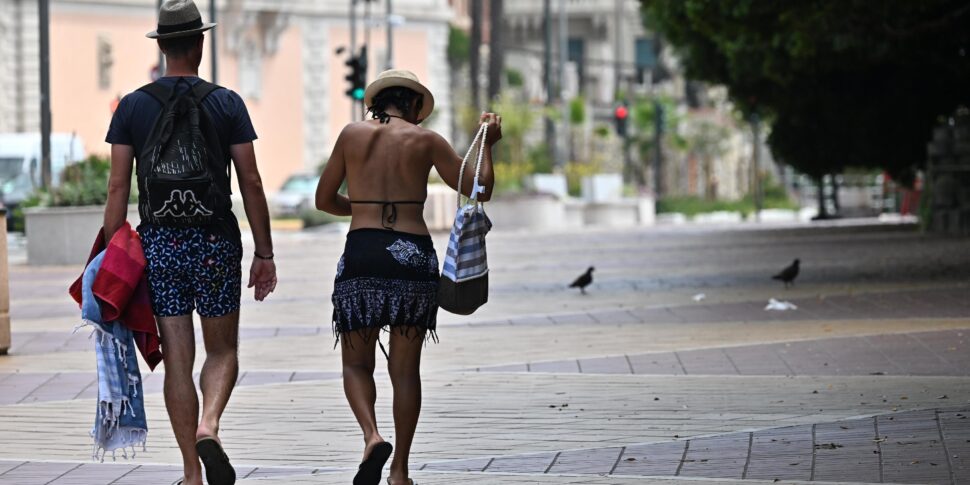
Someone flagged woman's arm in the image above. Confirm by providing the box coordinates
[316,128,352,216]
[431,112,502,202]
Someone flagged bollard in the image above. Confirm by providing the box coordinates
[0,208,9,355]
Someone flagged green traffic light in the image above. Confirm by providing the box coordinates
[352,88,365,100]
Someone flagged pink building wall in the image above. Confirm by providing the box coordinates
[45,6,442,194]
[49,8,305,193]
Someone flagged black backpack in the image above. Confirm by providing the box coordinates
[136,78,231,227]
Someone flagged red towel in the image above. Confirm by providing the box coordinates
[69,223,163,370]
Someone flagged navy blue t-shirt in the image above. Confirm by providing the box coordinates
[106,76,257,241]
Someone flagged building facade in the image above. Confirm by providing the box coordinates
[0,0,455,193]
[479,0,770,201]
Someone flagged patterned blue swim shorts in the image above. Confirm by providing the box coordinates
[138,225,242,318]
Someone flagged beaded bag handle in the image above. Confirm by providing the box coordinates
[456,122,489,208]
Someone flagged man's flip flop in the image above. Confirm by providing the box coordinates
[386,479,416,485]
[354,441,393,485]
[195,437,236,485]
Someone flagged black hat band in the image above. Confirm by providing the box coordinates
[156,17,203,35]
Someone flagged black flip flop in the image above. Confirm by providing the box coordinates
[195,437,236,485]
[354,442,393,485]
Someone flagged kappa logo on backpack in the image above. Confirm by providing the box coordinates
[153,189,214,219]
[136,78,231,227]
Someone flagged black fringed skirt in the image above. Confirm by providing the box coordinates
[332,228,439,341]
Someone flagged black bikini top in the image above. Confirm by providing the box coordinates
[350,200,424,229]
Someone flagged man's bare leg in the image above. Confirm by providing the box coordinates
[196,310,240,441]
[157,315,203,485]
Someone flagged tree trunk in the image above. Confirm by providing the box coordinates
[487,0,505,104]
[470,0,482,108]
[816,175,829,219]
[831,172,841,214]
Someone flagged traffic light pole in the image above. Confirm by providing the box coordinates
[39,0,52,190]
[157,0,164,77]
[350,0,358,120]
[385,0,393,70]
[653,100,664,198]
[210,0,218,83]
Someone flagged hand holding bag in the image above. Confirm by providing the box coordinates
[438,123,492,315]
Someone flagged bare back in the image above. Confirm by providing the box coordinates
[316,112,499,235]
[340,119,436,234]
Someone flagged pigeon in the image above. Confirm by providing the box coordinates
[570,267,594,294]
[772,259,800,288]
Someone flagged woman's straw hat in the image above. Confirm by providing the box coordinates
[364,69,435,121]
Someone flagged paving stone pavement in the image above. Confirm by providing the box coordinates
[1,222,969,484]
[475,328,970,377]
[419,407,970,483]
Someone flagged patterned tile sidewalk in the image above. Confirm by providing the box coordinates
[476,328,970,377]
[3,328,966,406]
[7,287,970,357]
[419,407,970,484]
[3,224,969,484]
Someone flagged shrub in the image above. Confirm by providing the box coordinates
[493,162,531,194]
[564,161,601,197]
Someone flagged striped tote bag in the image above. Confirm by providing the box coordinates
[438,123,492,315]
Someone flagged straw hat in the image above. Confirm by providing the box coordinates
[364,69,435,121]
[146,0,216,40]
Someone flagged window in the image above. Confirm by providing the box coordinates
[635,37,656,69]
[239,40,263,100]
[97,35,113,90]
[568,37,585,92]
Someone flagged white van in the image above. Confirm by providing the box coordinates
[0,133,87,206]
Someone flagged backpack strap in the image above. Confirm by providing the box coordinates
[189,80,233,187]
[138,79,222,104]
[137,82,173,104]
[191,80,222,102]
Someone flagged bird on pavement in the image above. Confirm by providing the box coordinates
[570,267,595,295]
[772,259,800,288]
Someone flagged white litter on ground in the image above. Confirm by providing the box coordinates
[692,293,706,302]
[765,298,798,311]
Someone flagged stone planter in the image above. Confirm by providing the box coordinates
[584,200,640,226]
[637,197,656,226]
[25,205,139,266]
[484,193,566,230]
[581,173,624,202]
[0,209,9,355]
[524,174,569,199]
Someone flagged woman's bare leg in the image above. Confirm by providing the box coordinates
[341,331,386,461]
[387,329,425,484]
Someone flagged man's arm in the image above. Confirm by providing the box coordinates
[229,142,276,301]
[104,144,134,238]
[315,128,352,216]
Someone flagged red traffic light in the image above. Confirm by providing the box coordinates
[614,105,629,120]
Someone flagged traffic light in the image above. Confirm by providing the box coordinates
[345,46,368,101]
[614,104,629,138]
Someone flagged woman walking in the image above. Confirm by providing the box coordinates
[315,69,502,485]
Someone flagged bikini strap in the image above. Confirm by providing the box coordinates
[349,200,425,229]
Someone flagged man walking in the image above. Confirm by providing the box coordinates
[102,1,276,484]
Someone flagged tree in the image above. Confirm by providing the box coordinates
[641,0,970,189]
